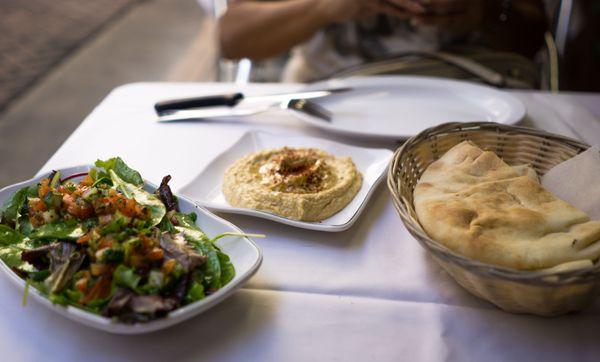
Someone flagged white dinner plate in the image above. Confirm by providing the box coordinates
[180,131,393,232]
[295,76,526,139]
[0,166,262,334]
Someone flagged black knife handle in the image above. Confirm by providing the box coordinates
[155,93,244,114]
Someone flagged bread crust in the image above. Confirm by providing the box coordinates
[414,141,600,269]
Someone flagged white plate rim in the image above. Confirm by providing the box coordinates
[0,165,263,334]
[182,131,393,232]
[296,75,526,139]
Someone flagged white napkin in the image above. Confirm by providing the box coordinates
[541,146,600,219]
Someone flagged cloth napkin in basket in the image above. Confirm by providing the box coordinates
[541,146,600,219]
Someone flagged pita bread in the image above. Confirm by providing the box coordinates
[414,141,600,270]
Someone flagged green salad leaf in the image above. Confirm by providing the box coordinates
[184,281,205,304]
[96,157,143,186]
[0,245,26,269]
[0,187,30,227]
[184,231,222,290]
[173,213,199,230]
[171,213,222,289]
[217,250,235,286]
[0,224,24,245]
[18,219,34,237]
[0,239,35,271]
[30,221,85,240]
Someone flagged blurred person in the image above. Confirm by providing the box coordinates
[215,0,547,82]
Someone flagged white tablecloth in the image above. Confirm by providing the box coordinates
[1,82,599,361]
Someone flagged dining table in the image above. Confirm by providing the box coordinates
[1,80,599,361]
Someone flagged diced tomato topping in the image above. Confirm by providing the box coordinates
[75,278,88,293]
[80,276,112,304]
[29,198,46,213]
[98,236,115,249]
[140,235,155,250]
[162,259,176,275]
[38,179,51,198]
[147,247,164,261]
[80,175,94,186]
[77,233,91,245]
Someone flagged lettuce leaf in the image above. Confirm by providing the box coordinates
[0,239,36,272]
[30,221,85,240]
[95,157,143,186]
[0,187,30,228]
[0,225,24,245]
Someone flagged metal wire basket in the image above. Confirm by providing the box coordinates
[387,122,599,316]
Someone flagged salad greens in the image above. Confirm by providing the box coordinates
[0,157,254,323]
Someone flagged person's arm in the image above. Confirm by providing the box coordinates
[218,0,329,60]
[218,0,426,60]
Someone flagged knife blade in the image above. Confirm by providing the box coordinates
[154,87,351,116]
[157,106,269,122]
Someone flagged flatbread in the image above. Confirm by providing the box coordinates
[414,141,600,270]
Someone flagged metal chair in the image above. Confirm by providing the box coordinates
[212,0,252,84]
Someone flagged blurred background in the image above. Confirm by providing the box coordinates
[0,0,598,188]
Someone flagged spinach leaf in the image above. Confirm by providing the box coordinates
[109,170,166,227]
[198,242,222,290]
[173,214,236,289]
[217,250,235,286]
[96,157,143,186]
[184,281,205,304]
[92,177,112,188]
[157,217,176,233]
[173,213,207,241]
[0,187,30,227]
[174,213,199,230]
[0,225,24,245]
[183,233,221,290]
[176,227,207,246]
[30,221,85,240]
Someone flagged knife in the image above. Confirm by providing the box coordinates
[157,98,332,122]
[154,87,351,116]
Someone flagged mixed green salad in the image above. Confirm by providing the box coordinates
[0,158,242,323]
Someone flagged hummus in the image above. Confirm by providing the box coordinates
[222,147,362,221]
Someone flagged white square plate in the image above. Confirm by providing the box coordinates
[180,131,393,232]
[0,166,262,334]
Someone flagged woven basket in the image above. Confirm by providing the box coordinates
[387,122,600,316]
